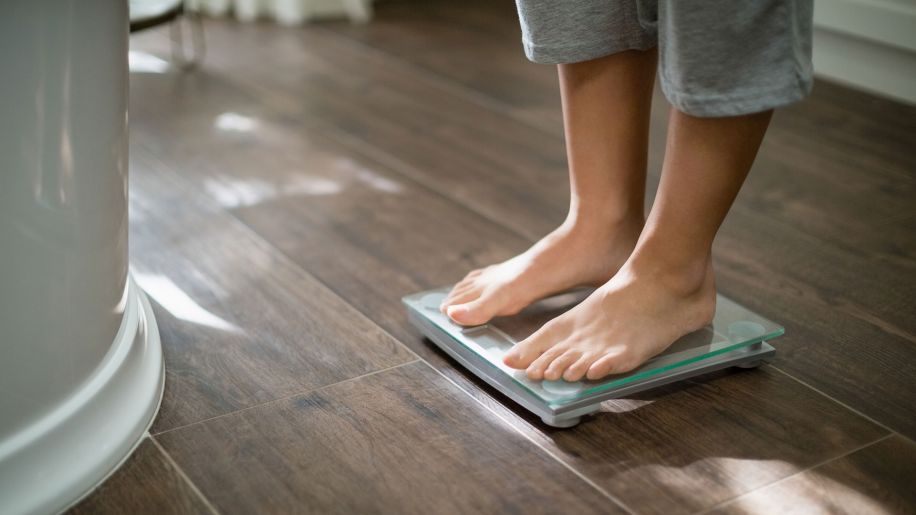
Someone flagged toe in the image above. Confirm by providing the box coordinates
[543,351,580,381]
[440,288,480,313]
[562,353,597,382]
[446,293,498,326]
[448,281,477,299]
[466,268,484,279]
[586,352,636,381]
[503,323,562,369]
[524,345,566,381]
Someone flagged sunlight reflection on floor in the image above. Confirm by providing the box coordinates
[128,50,170,74]
[135,273,241,333]
[723,468,891,514]
[203,176,342,208]
[214,112,260,132]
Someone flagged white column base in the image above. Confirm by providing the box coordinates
[0,277,165,515]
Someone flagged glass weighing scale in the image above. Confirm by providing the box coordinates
[404,287,783,428]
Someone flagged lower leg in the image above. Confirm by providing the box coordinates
[440,50,657,326]
[630,108,774,290]
[560,49,656,228]
[505,108,773,381]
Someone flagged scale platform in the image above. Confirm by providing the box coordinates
[404,287,783,428]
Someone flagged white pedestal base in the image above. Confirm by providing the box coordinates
[0,277,164,515]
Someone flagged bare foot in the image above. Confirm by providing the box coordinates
[502,258,716,381]
[440,218,641,327]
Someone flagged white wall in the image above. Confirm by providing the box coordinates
[813,0,916,104]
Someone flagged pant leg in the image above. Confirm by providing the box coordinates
[514,0,657,64]
[657,0,814,117]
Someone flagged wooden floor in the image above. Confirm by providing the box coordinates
[73,1,916,513]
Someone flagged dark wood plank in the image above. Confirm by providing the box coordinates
[329,0,916,266]
[132,21,573,241]
[710,435,916,514]
[129,149,414,432]
[229,146,888,514]
[128,12,913,512]
[325,0,566,133]
[713,208,916,438]
[149,17,916,435]
[183,15,916,435]
[69,439,212,514]
[538,367,888,515]
[125,56,892,510]
[325,0,916,262]
[124,48,529,425]
[156,362,621,515]
[772,79,916,182]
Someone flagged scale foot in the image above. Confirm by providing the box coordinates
[542,416,581,428]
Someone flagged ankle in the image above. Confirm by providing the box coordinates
[627,245,713,297]
[563,206,644,239]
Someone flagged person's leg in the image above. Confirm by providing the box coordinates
[440,49,657,326]
[504,107,772,381]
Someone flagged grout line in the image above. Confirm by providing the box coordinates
[211,116,914,513]
[278,35,916,461]
[151,437,221,515]
[152,359,418,437]
[222,210,637,514]
[188,34,902,513]
[208,136,901,515]
[692,433,896,515]
[415,359,639,515]
[136,18,905,513]
[155,192,633,511]
[764,364,905,439]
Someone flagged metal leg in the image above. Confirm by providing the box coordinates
[734,340,766,368]
[169,10,206,69]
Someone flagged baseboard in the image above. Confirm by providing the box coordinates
[813,27,916,105]
[812,0,916,105]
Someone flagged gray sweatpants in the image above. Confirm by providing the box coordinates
[515,0,814,117]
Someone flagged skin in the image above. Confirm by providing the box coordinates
[440,50,657,325]
[441,49,773,382]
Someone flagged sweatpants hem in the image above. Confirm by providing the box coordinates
[661,76,814,117]
[522,37,656,65]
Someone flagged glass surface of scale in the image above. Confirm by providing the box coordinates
[405,288,784,407]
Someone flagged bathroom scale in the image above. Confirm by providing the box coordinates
[404,287,783,428]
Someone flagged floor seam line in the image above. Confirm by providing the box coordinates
[691,433,895,515]
[410,359,639,515]
[223,207,636,513]
[152,359,418,437]
[133,153,427,438]
[765,364,902,437]
[318,23,916,354]
[200,55,890,515]
[150,437,222,515]
[131,20,910,514]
